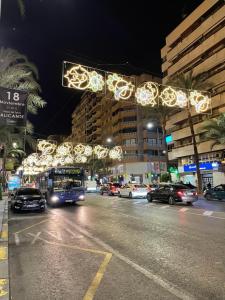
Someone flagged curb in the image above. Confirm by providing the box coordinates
[0,197,9,299]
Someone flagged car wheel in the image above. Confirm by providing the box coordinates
[147,194,152,202]
[118,192,121,198]
[168,196,175,205]
[205,193,212,201]
[101,191,104,195]
[187,202,192,206]
[129,192,133,199]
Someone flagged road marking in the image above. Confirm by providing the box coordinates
[117,212,140,220]
[14,233,20,246]
[203,210,213,216]
[83,252,112,300]
[64,227,84,239]
[64,219,196,300]
[30,232,42,244]
[0,247,7,260]
[44,230,62,241]
[14,219,48,234]
[179,208,189,212]
[9,215,47,221]
[161,205,170,209]
[0,279,8,297]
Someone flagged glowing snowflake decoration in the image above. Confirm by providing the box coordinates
[89,71,104,92]
[74,143,86,155]
[56,142,73,156]
[190,91,210,113]
[135,82,159,106]
[84,145,93,157]
[94,145,109,159]
[37,140,56,155]
[176,90,188,108]
[64,65,90,90]
[109,146,123,160]
[74,155,87,163]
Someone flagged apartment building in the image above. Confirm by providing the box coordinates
[161,0,225,186]
[69,74,167,184]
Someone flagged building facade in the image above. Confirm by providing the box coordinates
[69,74,167,184]
[161,0,225,186]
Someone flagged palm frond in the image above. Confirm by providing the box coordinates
[17,0,25,18]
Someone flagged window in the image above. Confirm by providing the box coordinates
[144,150,158,156]
[124,139,137,145]
[121,127,137,133]
[123,116,137,122]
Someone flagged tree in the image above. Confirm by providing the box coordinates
[201,113,225,149]
[167,71,211,193]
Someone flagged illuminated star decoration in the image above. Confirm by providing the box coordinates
[106,73,135,100]
[176,90,188,108]
[64,64,104,92]
[189,91,210,113]
[135,82,159,106]
[109,146,123,161]
[94,145,109,159]
[159,86,177,107]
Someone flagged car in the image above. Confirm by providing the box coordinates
[85,180,98,193]
[11,188,46,212]
[147,184,198,205]
[203,184,225,201]
[119,183,149,198]
[100,183,121,196]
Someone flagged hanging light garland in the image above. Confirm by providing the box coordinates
[189,91,210,113]
[135,82,158,106]
[159,86,177,107]
[64,64,104,92]
[109,146,123,160]
[94,145,109,159]
[74,143,86,155]
[56,142,73,156]
[74,155,87,163]
[176,90,188,108]
[106,73,134,100]
[37,140,56,155]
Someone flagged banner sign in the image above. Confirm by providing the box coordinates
[0,86,28,126]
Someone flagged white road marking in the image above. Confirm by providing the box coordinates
[63,219,196,300]
[203,210,213,216]
[117,212,140,220]
[161,205,170,209]
[29,232,42,244]
[14,233,20,246]
[44,230,62,241]
[179,208,189,212]
[64,227,84,239]
[27,233,43,244]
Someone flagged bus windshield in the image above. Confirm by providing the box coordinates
[54,175,82,190]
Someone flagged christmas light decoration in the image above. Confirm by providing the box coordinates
[176,90,188,108]
[37,140,56,155]
[56,142,73,156]
[189,91,210,113]
[135,82,158,106]
[159,86,177,107]
[106,73,134,100]
[64,64,104,92]
[84,145,93,157]
[74,155,87,163]
[26,153,39,166]
[109,146,123,160]
[74,143,86,155]
[94,145,109,159]
[64,155,74,165]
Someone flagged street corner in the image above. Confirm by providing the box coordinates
[0,279,9,300]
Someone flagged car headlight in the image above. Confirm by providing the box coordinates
[79,195,85,200]
[51,195,59,203]
[15,199,23,204]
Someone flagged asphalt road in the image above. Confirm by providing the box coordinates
[9,194,225,300]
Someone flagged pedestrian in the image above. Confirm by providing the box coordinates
[207,182,211,189]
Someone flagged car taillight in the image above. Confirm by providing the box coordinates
[177,190,184,197]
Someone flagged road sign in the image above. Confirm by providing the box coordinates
[0,86,28,126]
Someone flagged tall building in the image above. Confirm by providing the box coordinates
[161,0,225,186]
[69,74,167,184]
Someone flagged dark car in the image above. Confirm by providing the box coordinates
[147,184,198,205]
[203,184,225,201]
[11,188,46,212]
[100,183,121,196]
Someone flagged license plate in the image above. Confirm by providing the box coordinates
[65,200,73,203]
[26,204,37,208]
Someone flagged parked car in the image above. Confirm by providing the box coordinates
[147,184,198,205]
[11,188,46,212]
[119,183,149,198]
[203,184,225,201]
[100,183,121,196]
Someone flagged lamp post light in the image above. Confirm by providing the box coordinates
[12,142,18,149]
[106,137,112,144]
[146,122,154,129]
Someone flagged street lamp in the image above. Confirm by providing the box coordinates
[12,142,18,149]
[146,122,154,129]
[106,137,112,144]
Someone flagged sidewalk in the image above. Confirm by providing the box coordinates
[0,195,9,299]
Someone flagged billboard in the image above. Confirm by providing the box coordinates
[0,86,28,126]
[184,162,220,172]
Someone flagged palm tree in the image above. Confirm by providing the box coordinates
[0,48,46,115]
[0,0,25,18]
[167,71,211,193]
[201,113,225,149]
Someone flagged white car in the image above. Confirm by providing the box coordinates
[119,184,149,198]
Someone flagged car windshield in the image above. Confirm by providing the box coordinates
[54,176,82,190]
[17,189,41,196]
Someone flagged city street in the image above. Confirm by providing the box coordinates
[9,194,225,300]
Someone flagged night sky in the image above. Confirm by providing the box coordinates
[0,0,202,138]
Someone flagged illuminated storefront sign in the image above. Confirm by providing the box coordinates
[184,162,220,172]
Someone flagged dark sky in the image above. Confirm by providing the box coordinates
[0,0,202,138]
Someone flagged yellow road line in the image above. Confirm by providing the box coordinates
[0,279,8,297]
[0,247,7,260]
[83,252,112,300]
[0,231,8,240]
[14,219,48,234]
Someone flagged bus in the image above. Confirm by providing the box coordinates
[36,166,85,206]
